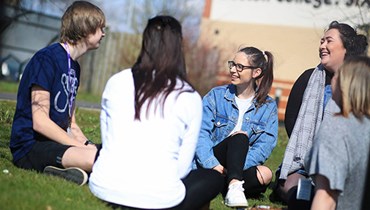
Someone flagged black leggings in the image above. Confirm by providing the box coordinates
[213,133,268,197]
[108,169,224,210]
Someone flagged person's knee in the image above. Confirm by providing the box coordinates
[84,159,94,171]
[229,133,249,151]
[62,147,96,172]
[276,180,296,203]
[272,179,289,203]
[275,173,303,203]
[80,152,96,172]
[256,165,273,185]
[276,179,288,194]
[65,157,94,172]
[283,172,304,193]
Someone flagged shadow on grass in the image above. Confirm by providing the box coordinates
[0,100,288,210]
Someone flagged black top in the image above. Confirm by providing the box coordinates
[362,153,370,210]
[284,68,333,137]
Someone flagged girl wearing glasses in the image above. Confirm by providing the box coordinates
[194,46,278,208]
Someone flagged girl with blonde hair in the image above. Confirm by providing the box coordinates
[305,56,370,210]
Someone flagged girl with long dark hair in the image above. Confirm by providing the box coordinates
[89,15,223,210]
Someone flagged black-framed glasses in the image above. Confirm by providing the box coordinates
[228,61,258,72]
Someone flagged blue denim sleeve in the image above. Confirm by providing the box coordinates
[194,91,220,169]
[245,101,278,169]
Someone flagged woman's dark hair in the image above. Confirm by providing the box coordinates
[132,15,194,120]
[328,21,368,58]
[239,47,274,106]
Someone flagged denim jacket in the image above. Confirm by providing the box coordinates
[194,84,278,170]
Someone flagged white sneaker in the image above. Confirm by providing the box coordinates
[224,180,248,208]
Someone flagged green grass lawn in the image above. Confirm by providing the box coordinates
[0,81,19,93]
[0,100,287,210]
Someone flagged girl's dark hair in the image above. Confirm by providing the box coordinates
[328,21,368,58]
[239,47,274,106]
[132,15,194,120]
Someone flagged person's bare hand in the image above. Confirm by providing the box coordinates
[213,164,226,175]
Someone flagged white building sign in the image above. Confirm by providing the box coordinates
[211,0,369,28]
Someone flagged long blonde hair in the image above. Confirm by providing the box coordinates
[338,56,370,118]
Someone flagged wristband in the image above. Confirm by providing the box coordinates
[84,139,94,145]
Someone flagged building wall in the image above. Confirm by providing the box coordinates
[0,5,60,81]
[201,19,322,81]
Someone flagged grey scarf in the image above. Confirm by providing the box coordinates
[279,64,326,180]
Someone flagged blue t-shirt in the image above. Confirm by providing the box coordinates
[10,43,80,162]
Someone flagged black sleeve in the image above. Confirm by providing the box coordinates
[362,153,370,210]
[284,68,315,138]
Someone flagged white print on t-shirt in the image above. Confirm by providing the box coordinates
[54,70,78,113]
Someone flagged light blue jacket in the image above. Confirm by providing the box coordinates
[194,84,278,170]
